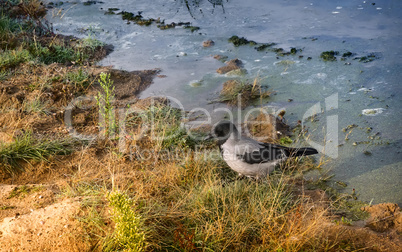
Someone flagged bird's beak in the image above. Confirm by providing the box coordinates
[203,134,214,141]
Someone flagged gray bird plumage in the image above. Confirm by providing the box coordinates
[212,121,318,179]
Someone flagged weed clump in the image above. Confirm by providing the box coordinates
[218,79,271,108]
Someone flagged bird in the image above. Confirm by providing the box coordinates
[210,121,318,179]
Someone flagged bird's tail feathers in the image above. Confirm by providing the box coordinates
[286,147,318,157]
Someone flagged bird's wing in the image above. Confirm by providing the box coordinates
[235,138,287,164]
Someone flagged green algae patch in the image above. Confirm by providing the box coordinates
[356,53,379,63]
[342,51,353,57]
[184,25,200,32]
[228,35,257,47]
[320,50,339,61]
[105,8,120,15]
[255,43,277,51]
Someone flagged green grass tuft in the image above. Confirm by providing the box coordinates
[64,68,90,89]
[104,191,146,252]
[0,48,32,70]
[0,133,76,174]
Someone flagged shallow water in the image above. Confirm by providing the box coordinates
[47,0,402,205]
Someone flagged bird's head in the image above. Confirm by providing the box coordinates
[204,121,238,145]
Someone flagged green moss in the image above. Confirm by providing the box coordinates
[320,50,339,61]
[228,35,257,47]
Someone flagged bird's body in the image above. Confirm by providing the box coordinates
[212,121,318,179]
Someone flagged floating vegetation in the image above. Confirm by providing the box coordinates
[105,8,120,15]
[158,21,191,30]
[228,35,257,47]
[84,1,104,6]
[320,50,339,61]
[342,51,354,57]
[83,1,104,6]
[342,124,358,132]
[119,11,152,25]
[274,47,301,57]
[356,53,379,63]
[114,11,196,31]
[255,43,276,51]
[184,25,200,32]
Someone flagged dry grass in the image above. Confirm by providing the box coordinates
[218,79,272,108]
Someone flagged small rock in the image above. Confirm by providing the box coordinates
[216,58,243,74]
[203,40,215,47]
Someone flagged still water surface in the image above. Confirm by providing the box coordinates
[47,0,402,205]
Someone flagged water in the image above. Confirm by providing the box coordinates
[47,0,402,205]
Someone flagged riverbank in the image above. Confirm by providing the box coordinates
[0,1,401,251]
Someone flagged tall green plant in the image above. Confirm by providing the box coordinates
[104,191,146,252]
[96,72,116,137]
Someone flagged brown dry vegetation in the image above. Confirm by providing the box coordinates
[0,1,401,251]
[218,78,272,108]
